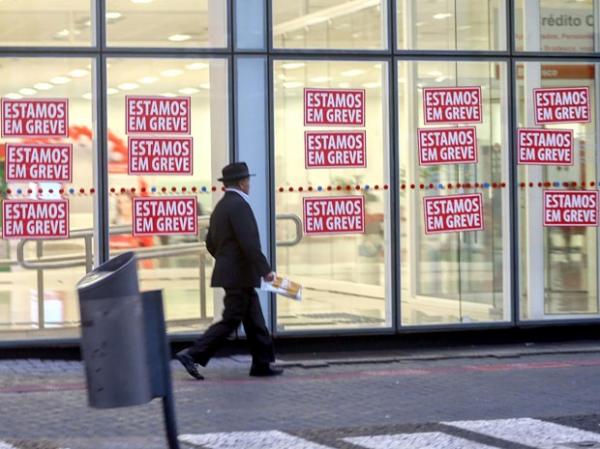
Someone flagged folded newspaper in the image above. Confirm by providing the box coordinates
[260,275,302,301]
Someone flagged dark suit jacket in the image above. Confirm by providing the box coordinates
[205,191,271,288]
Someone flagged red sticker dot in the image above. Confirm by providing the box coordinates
[419,184,424,189]
[278,187,284,192]
[288,187,294,192]
[327,186,332,191]
[383,184,389,190]
[90,188,96,194]
[298,187,304,192]
[212,186,217,192]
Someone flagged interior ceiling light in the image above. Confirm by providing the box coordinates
[139,76,159,84]
[435,76,447,82]
[362,82,380,89]
[34,83,53,91]
[106,12,123,20]
[338,82,351,88]
[161,92,177,97]
[82,93,93,100]
[283,81,303,89]
[131,0,153,3]
[341,69,365,77]
[68,69,89,78]
[161,69,183,77]
[5,93,23,100]
[309,76,329,83]
[199,83,210,90]
[168,34,192,42]
[50,76,71,85]
[179,87,200,95]
[118,83,140,91]
[19,88,37,96]
[185,62,208,70]
[281,62,305,70]
[433,13,453,19]
[107,88,119,95]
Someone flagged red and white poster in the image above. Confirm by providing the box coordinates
[418,127,478,166]
[128,137,193,175]
[423,193,484,234]
[126,96,191,134]
[422,87,482,125]
[2,199,69,239]
[132,196,197,236]
[305,130,366,168]
[543,190,598,226]
[534,87,590,124]
[303,196,365,235]
[304,88,365,126]
[5,143,72,182]
[1,98,68,137]
[517,128,573,165]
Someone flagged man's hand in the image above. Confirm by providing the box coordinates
[263,271,276,282]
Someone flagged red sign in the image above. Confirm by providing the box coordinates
[304,88,365,126]
[305,131,366,169]
[534,87,590,124]
[422,87,482,125]
[543,190,598,226]
[2,199,69,239]
[1,99,68,137]
[418,127,478,166]
[133,196,197,236]
[423,193,484,234]
[5,143,72,182]
[128,137,193,175]
[303,196,365,235]
[517,128,573,165]
[126,96,191,134]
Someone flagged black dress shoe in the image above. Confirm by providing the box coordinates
[249,364,284,377]
[175,350,204,380]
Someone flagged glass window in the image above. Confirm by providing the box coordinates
[517,61,599,320]
[106,58,229,334]
[397,0,506,51]
[398,60,511,325]
[515,0,595,52]
[0,57,96,340]
[272,0,388,50]
[106,0,228,47]
[273,59,392,331]
[0,0,93,46]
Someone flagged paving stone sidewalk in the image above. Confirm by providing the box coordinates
[0,343,599,448]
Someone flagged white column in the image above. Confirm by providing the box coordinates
[235,56,272,327]
[523,0,544,319]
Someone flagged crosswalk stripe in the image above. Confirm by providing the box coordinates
[179,430,333,449]
[344,432,500,449]
[0,442,19,449]
[444,417,600,448]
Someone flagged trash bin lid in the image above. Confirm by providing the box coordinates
[77,251,139,299]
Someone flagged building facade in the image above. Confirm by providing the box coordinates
[0,0,599,345]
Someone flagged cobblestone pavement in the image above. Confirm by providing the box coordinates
[0,343,599,448]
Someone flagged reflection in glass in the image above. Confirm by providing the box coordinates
[274,60,391,331]
[0,0,92,46]
[397,0,506,50]
[106,0,227,47]
[517,62,599,319]
[107,58,229,332]
[0,57,95,340]
[273,0,387,50]
[399,60,510,325]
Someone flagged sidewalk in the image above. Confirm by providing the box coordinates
[0,342,600,448]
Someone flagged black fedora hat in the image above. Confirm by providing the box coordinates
[217,162,255,182]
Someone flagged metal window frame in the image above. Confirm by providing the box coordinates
[3,0,600,344]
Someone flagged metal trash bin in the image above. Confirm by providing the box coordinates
[76,251,152,408]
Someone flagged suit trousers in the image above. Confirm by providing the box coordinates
[188,288,275,367]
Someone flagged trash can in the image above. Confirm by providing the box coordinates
[76,251,153,409]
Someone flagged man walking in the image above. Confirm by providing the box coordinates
[176,162,283,380]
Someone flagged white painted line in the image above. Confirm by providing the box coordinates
[344,431,499,449]
[179,430,333,449]
[0,442,19,449]
[445,417,600,448]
